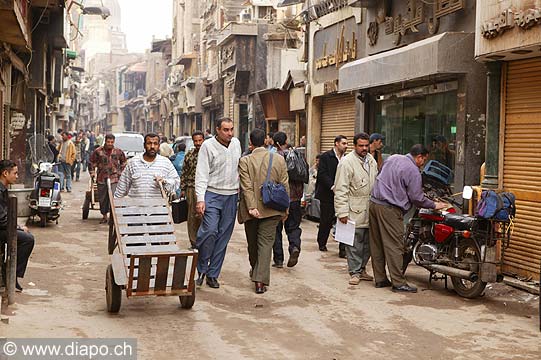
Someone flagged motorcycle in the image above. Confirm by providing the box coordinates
[28,135,63,227]
[402,161,512,298]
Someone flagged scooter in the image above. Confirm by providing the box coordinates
[29,162,62,227]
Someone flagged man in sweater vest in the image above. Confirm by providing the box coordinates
[195,118,242,289]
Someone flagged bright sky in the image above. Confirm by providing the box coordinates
[117,0,173,53]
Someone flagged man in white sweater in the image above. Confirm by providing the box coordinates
[195,118,242,288]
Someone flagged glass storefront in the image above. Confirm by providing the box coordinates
[374,81,458,171]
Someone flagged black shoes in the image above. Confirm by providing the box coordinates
[338,250,347,259]
[206,277,220,289]
[196,273,205,286]
[15,280,23,292]
[319,246,328,252]
[287,247,300,268]
[255,282,267,294]
[391,284,418,293]
[375,279,392,288]
[272,262,284,268]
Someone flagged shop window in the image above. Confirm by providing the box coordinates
[375,84,457,173]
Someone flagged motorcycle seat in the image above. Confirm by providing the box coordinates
[443,213,476,231]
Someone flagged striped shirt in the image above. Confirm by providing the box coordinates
[195,136,241,202]
[114,154,180,198]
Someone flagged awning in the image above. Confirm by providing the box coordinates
[127,62,146,73]
[339,32,474,92]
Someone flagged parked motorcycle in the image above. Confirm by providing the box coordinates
[28,135,62,227]
[403,161,512,298]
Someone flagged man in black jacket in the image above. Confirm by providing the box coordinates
[0,160,35,292]
[315,135,348,256]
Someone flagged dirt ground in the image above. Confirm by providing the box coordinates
[2,171,540,359]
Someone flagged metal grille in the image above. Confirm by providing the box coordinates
[502,58,541,280]
[320,94,356,153]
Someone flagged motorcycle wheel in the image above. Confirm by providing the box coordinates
[39,215,47,228]
[82,197,90,220]
[451,239,487,299]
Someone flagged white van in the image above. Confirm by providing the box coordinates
[113,133,145,159]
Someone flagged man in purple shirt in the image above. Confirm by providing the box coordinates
[369,144,446,293]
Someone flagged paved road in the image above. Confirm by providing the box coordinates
[3,170,540,359]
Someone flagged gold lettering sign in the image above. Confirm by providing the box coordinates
[481,7,541,39]
[315,25,357,70]
[383,0,464,45]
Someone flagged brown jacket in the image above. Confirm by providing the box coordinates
[57,140,76,165]
[238,147,289,224]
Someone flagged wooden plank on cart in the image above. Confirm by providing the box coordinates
[123,245,181,255]
[121,234,177,246]
[118,224,175,235]
[135,256,152,293]
[116,215,171,225]
[111,252,128,286]
[172,256,188,290]
[114,198,166,207]
[115,206,169,216]
[154,256,171,292]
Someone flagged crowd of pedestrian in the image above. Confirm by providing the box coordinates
[4,118,450,296]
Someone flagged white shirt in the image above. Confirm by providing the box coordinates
[195,136,241,202]
[115,154,180,198]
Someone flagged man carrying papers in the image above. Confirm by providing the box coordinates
[334,133,378,285]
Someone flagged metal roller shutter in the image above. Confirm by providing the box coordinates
[502,58,541,279]
[320,94,356,153]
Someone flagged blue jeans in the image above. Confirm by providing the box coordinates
[273,200,302,264]
[196,192,238,278]
[58,162,72,191]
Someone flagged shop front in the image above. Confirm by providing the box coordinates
[475,0,541,280]
[340,31,487,191]
[373,81,458,170]
[307,7,364,160]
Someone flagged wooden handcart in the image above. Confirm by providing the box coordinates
[105,179,198,313]
[82,175,99,220]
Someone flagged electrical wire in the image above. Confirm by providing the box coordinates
[30,0,51,34]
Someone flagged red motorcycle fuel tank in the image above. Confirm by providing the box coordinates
[419,208,456,222]
[434,223,454,243]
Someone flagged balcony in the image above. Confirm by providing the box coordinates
[0,0,30,47]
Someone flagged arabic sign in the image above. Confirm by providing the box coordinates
[383,0,465,45]
[315,26,358,70]
[481,8,541,39]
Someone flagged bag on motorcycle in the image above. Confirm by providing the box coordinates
[285,149,309,184]
[476,190,515,220]
[494,192,516,221]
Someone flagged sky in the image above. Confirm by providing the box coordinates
[117,0,173,53]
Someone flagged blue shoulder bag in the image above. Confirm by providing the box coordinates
[261,153,290,211]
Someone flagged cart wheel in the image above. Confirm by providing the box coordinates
[82,197,90,220]
[39,215,47,228]
[179,286,196,309]
[106,264,122,313]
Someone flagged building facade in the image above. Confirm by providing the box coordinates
[475,0,541,280]
[338,0,486,192]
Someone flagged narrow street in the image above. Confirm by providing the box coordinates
[3,170,540,359]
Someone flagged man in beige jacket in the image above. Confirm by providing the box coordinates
[57,131,76,192]
[334,132,378,285]
[238,128,289,294]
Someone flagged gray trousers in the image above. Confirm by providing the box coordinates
[346,227,371,275]
[244,215,281,285]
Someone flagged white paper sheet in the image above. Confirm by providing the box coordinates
[334,219,355,246]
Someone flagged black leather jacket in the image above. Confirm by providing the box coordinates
[0,182,8,230]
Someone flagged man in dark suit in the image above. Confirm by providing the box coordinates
[315,135,348,256]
